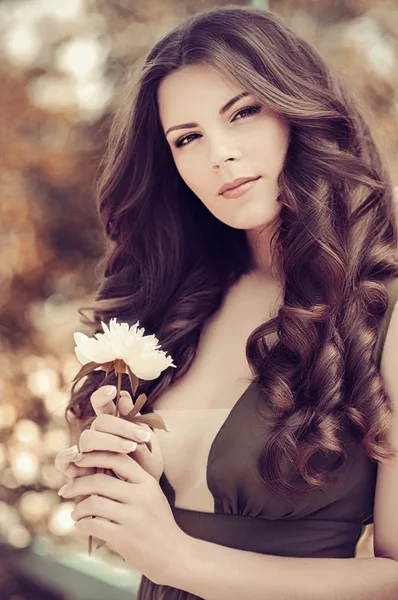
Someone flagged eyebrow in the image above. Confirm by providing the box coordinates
[164,91,250,137]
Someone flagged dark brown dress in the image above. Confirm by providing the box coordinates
[137,277,398,600]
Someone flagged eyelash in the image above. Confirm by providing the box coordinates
[174,104,261,148]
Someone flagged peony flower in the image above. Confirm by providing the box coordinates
[74,318,176,380]
[71,318,175,556]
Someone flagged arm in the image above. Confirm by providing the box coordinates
[168,536,398,600]
[163,301,398,599]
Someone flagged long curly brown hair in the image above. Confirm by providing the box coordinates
[66,6,398,496]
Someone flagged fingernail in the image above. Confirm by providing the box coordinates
[135,430,151,442]
[120,440,137,451]
[72,453,84,462]
[103,386,115,396]
[66,445,79,456]
[58,484,70,496]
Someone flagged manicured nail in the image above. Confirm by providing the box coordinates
[66,445,79,456]
[135,430,151,442]
[72,453,84,462]
[120,440,137,451]
[58,484,70,496]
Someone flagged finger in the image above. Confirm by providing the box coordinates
[79,429,138,453]
[74,514,120,541]
[54,446,96,480]
[72,495,128,524]
[89,413,152,443]
[71,451,149,484]
[125,438,164,482]
[90,385,117,417]
[117,390,151,426]
[118,390,134,417]
[59,473,133,504]
[118,393,150,432]
[118,395,151,436]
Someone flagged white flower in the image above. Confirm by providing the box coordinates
[74,318,176,380]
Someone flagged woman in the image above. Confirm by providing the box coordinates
[55,6,398,599]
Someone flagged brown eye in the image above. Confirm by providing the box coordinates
[175,133,201,148]
[232,105,261,121]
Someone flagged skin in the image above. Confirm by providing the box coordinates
[158,63,290,276]
[55,387,164,483]
[54,63,292,507]
[53,64,292,570]
[55,386,182,583]
[53,71,398,590]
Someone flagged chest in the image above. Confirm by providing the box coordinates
[152,273,283,411]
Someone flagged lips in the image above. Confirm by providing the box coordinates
[218,176,260,195]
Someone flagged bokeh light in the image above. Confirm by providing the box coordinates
[7,524,32,548]
[0,404,18,429]
[11,450,40,485]
[19,490,54,523]
[13,419,41,446]
[48,501,75,536]
[0,2,395,596]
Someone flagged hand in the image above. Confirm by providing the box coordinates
[58,450,186,585]
[55,384,164,483]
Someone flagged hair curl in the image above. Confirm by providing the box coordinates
[66,6,398,496]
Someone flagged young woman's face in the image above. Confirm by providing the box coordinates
[158,63,290,232]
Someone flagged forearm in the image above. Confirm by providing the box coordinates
[166,535,398,600]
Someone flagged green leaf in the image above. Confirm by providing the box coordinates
[72,361,102,383]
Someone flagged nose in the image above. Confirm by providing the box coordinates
[210,139,242,170]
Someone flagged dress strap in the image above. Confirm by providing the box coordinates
[374,277,398,370]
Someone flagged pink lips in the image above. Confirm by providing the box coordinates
[219,176,261,199]
[218,176,260,195]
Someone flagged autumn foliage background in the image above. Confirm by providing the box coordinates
[0,0,398,597]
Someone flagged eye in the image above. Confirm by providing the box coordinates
[174,104,261,149]
[232,104,261,121]
[175,133,201,148]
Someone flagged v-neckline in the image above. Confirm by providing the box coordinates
[205,380,257,491]
[154,380,258,509]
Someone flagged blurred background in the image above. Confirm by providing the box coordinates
[0,0,397,598]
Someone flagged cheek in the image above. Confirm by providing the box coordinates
[273,122,290,164]
[174,155,208,194]
[255,119,290,170]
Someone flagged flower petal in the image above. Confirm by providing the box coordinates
[125,350,175,380]
[74,345,92,365]
[75,336,116,364]
[74,332,89,346]
[74,318,176,379]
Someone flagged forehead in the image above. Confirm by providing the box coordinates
[157,63,244,125]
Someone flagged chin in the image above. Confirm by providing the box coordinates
[221,220,263,231]
[228,214,275,230]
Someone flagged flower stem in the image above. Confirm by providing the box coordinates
[115,370,122,417]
